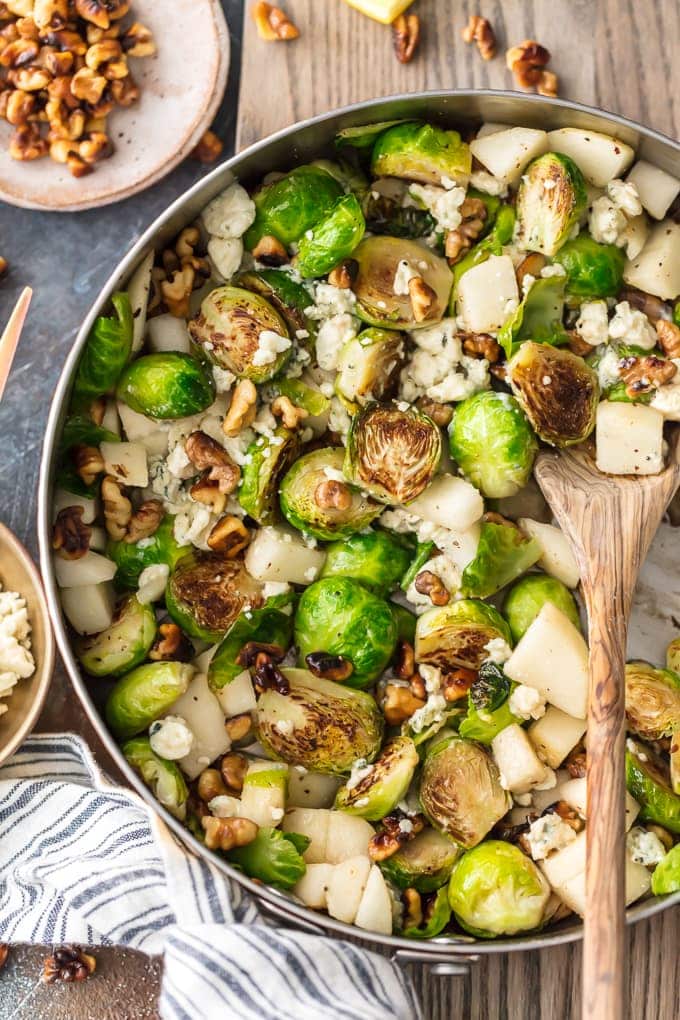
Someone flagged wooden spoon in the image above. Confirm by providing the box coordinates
[534,434,680,1020]
[0,287,32,402]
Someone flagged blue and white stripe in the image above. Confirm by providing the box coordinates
[0,734,421,1020]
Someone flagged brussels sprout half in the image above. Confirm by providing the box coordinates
[419,733,511,848]
[515,152,588,257]
[334,736,419,820]
[238,269,316,341]
[116,353,215,420]
[208,597,295,695]
[651,844,680,896]
[402,885,452,939]
[626,741,680,834]
[380,827,461,893]
[497,276,568,360]
[75,594,157,677]
[448,841,550,937]
[336,328,405,409]
[458,662,520,744]
[107,514,188,589]
[461,520,541,599]
[503,573,580,642]
[295,194,366,279]
[625,661,680,742]
[72,292,133,412]
[226,827,308,890]
[106,660,194,740]
[244,165,344,249]
[415,600,512,673]
[554,233,625,298]
[238,427,301,525]
[508,342,599,448]
[122,735,188,820]
[295,577,398,690]
[449,391,537,500]
[280,447,381,541]
[273,377,330,417]
[371,122,471,187]
[256,667,384,775]
[351,237,453,330]
[320,529,415,597]
[189,286,292,383]
[344,403,442,505]
[166,552,264,642]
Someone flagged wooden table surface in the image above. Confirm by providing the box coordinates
[1,1,679,1017]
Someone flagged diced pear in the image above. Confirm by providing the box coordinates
[240,761,288,828]
[147,313,192,354]
[470,127,548,185]
[101,441,149,488]
[101,399,120,436]
[504,601,589,718]
[193,644,218,674]
[326,812,375,863]
[623,220,680,301]
[116,400,166,442]
[169,673,230,780]
[558,776,640,831]
[407,474,484,532]
[475,122,509,139]
[288,769,341,809]
[354,864,393,935]
[245,525,327,585]
[53,489,97,524]
[626,161,680,220]
[529,707,586,768]
[55,550,117,588]
[518,519,580,588]
[596,401,664,476]
[128,250,154,353]
[214,668,257,718]
[88,526,107,552]
[541,830,586,889]
[282,807,330,864]
[619,214,649,261]
[60,582,115,635]
[544,837,651,917]
[491,723,552,794]
[293,863,334,909]
[457,254,519,333]
[624,851,652,905]
[546,128,635,187]
[326,856,371,924]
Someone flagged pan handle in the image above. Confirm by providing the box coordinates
[391,949,480,976]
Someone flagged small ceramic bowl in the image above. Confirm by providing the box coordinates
[0,522,54,766]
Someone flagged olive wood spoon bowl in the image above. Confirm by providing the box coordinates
[534,432,680,1020]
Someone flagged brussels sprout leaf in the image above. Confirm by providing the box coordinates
[498,277,568,360]
[72,292,134,412]
[226,827,308,889]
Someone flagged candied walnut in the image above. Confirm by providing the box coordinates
[10,65,51,90]
[536,70,558,98]
[444,197,488,264]
[368,812,425,862]
[565,744,586,779]
[52,505,91,559]
[161,264,195,318]
[442,666,477,702]
[656,319,680,359]
[85,39,122,72]
[202,815,258,851]
[42,28,87,55]
[186,431,241,494]
[72,443,104,485]
[32,0,68,30]
[618,354,677,398]
[0,37,39,67]
[253,659,290,696]
[314,478,352,511]
[416,396,453,427]
[461,14,496,60]
[414,569,450,606]
[120,21,155,58]
[191,128,223,165]
[149,622,189,662]
[381,682,425,726]
[223,379,258,436]
[408,276,437,322]
[197,768,227,803]
[43,47,73,75]
[506,40,556,95]
[271,394,308,429]
[189,477,226,515]
[224,714,253,744]
[328,259,358,289]
[110,73,138,106]
[221,751,248,791]
[392,13,420,64]
[79,129,111,163]
[252,2,299,41]
[461,332,502,363]
[71,65,106,103]
[252,233,288,267]
[5,87,36,124]
[66,151,93,177]
[126,499,163,543]
[43,945,96,984]
[236,641,286,668]
[402,888,423,928]
[75,0,130,29]
[207,515,250,557]
[305,652,354,682]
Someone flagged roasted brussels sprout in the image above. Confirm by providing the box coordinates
[239,269,316,340]
[244,165,343,249]
[498,276,568,360]
[334,736,419,820]
[402,886,452,939]
[554,233,625,297]
[335,119,412,151]
[351,237,453,330]
[227,827,308,890]
[667,638,680,674]
[362,190,435,240]
[105,661,194,740]
[122,735,188,820]
[507,342,599,447]
[449,391,538,499]
[296,194,366,279]
[461,520,541,599]
[335,328,405,408]
[165,553,264,642]
[415,600,512,672]
[116,353,215,420]
[380,827,461,893]
[256,667,384,774]
[370,122,471,187]
[626,740,680,834]
[447,841,551,937]
[295,577,398,690]
[515,152,588,256]
[651,844,680,896]
[419,733,511,848]
[273,377,330,417]
[320,529,414,596]
[208,597,295,696]
[344,404,442,504]
[238,427,301,525]
[107,515,188,588]
[57,416,119,498]
[392,604,417,645]
[503,573,580,642]
[75,594,157,677]
[280,447,381,541]
[625,662,680,742]
[310,157,368,194]
[72,292,133,412]
[458,662,519,744]
[188,286,292,383]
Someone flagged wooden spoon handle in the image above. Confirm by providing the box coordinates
[0,287,32,403]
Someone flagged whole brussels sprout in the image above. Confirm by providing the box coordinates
[295,577,398,690]
[419,733,511,847]
[244,165,343,249]
[448,841,551,937]
[415,600,512,672]
[380,827,461,893]
[296,194,366,279]
[166,553,264,642]
[335,328,405,408]
[280,447,381,541]
[449,391,537,499]
[122,735,188,820]
[208,596,295,696]
[72,292,133,412]
[402,886,452,939]
[106,661,194,740]
[351,236,453,330]
[626,740,680,834]
[238,427,301,525]
[667,638,680,675]
[256,667,384,774]
[334,736,419,820]
[320,529,415,596]
[75,594,157,677]
[116,353,215,420]
[651,844,680,896]
[189,286,292,383]
[625,661,680,742]
[238,269,316,341]
[107,515,188,588]
[57,416,119,498]
[507,342,599,447]
[227,827,308,889]
[461,520,541,599]
[503,573,580,642]
[554,233,625,297]
[497,276,568,360]
[515,152,588,256]
[344,403,442,504]
[370,122,472,187]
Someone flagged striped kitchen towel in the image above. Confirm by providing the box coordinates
[0,733,421,1020]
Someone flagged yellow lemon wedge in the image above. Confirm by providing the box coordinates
[343,0,415,25]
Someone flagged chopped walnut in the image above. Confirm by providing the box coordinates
[43,945,96,984]
[408,276,437,322]
[197,768,227,803]
[161,265,195,318]
[416,396,453,427]
[328,259,358,289]
[445,197,488,265]
[515,252,547,289]
[271,394,308,429]
[252,233,288,266]
[305,651,354,682]
[392,13,420,64]
[618,354,677,398]
[72,443,104,486]
[402,888,422,928]
[220,751,248,792]
[414,570,450,606]
[656,319,680,359]
[189,477,227,515]
[185,431,241,494]
[506,39,556,96]
[125,499,163,543]
[102,474,161,543]
[207,515,250,557]
[566,329,593,358]
[314,478,352,511]
[223,379,258,436]
[191,128,223,164]
[381,683,425,726]
[52,505,91,559]
[368,812,425,862]
[536,70,558,98]
[9,123,48,159]
[224,714,253,744]
[120,20,155,57]
[442,667,477,702]
[149,622,188,662]
[461,14,497,60]
[394,640,416,680]
[564,744,586,778]
[252,2,299,41]
[203,815,259,851]
[461,332,502,363]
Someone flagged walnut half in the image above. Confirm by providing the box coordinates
[52,505,91,559]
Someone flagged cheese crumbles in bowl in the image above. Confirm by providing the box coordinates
[0,581,35,716]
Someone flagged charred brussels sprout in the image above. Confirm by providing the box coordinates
[334,736,419,819]
[107,515,188,588]
[449,392,537,499]
[459,663,519,745]
[415,599,512,672]
[336,328,405,408]
[625,662,680,742]
[626,740,680,834]
[75,595,157,677]
[238,427,301,524]
[256,667,384,774]
[344,403,441,504]
[507,342,599,447]
[72,292,133,412]
[295,577,398,690]
[362,190,435,240]
[320,529,414,596]
[166,552,264,642]
[280,447,381,541]
[503,573,580,642]
[116,353,215,420]
[402,885,452,939]
[238,269,316,340]
[227,827,308,889]
[461,520,541,599]
[380,827,461,893]
[106,661,194,740]
[351,237,452,330]
[419,733,511,848]
[296,194,366,279]
[515,152,588,256]
[554,233,625,298]
[208,597,295,696]
[448,841,550,937]
[497,276,568,360]
[188,286,291,383]
[370,122,471,187]
[244,165,343,249]
[122,735,188,820]
[651,844,680,896]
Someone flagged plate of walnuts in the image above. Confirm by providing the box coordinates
[0,0,229,211]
